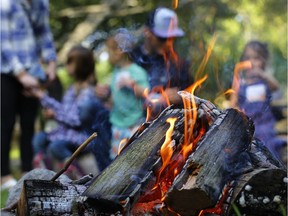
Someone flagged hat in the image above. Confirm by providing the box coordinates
[148,8,184,38]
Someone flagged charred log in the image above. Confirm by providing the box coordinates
[162,112,287,216]
[223,139,287,216]
[16,179,96,216]
[162,108,255,216]
[82,105,199,214]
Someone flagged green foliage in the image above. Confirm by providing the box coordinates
[49,0,287,97]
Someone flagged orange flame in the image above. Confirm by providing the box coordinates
[117,138,128,155]
[172,0,178,9]
[145,87,171,122]
[198,184,231,216]
[193,34,217,83]
[181,75,208,159]
[231,60,252,94]
[154,117,177,188]
[229,60,252,107]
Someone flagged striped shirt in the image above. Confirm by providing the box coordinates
[0,0,56,77]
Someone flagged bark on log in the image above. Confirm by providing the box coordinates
[162,108,255,216]
[223,139,287,216]
[82,104,209,214]
[224,168,287,216]
[16,180,96,216]
[162,111,287,216]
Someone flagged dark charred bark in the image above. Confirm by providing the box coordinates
[82,105,194,214]
[223,139,287,216]
[17,180,96,216]
[12,95,287,216]
[162,111,287,216]
[162,109,255,216]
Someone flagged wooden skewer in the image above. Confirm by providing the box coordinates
[51,132,97,181]
[1,133,98,212]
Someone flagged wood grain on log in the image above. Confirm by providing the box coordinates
[82,106,189,213]
[17,180,95,216]
[163,109,255,216]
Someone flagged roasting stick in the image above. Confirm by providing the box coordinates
[1,132,97,213]
[51,132,97,181]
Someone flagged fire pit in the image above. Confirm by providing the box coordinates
[15,94,287,216]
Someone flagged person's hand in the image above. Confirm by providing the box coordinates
[16,71,39,89]
[27,87,45,99]
[95,84,110,99]
[246,68,264,78]
[42,108,55,119]
[45,61,57,82]
[117,77,135,89]
[165,87,182,104]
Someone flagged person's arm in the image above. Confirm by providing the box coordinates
[32,87,82,128]
[33,0,57,82]
[259,71,280,92]
[165,87,182,104]
[0,1,39,88]
[118,79,147,98]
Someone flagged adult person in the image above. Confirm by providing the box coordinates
[131,7,193,120]
[1,0,57,189]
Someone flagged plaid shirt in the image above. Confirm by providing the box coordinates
[41,86,96,145]
[0,0,56,76]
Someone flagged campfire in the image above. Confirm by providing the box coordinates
[8,26,286,216]
[14,92,287,216]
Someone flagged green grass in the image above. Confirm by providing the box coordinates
[1,146,20,209]
[1,189,9,208]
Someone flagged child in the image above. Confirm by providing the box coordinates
[230,40,286,160]
[31,46,111,178]
[95,28,149,159]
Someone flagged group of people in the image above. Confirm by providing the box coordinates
[1,1,286,191]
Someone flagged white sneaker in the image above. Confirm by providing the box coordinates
[1,178,17,191]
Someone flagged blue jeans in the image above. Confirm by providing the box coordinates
[32,131,73,161]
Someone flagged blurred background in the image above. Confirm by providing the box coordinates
[1,0,287,208]
[50,0,287,101]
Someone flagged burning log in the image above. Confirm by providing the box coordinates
[82,104,202,213]
[162,108,254,215]
[10,94,287,215]
[162,109,286,216]
[222,139,287,216]
[16,179,96,216]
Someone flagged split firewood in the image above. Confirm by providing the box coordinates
[163,108,255,216]
[9,93,286,215]
[222,139,287,216]
[82,103,212,214]
[162,109,287,216]
[1,133,97,215]
[16,179,96,216]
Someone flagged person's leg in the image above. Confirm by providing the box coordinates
[48,140,73,161]
[78,100,95,129]
[32,131,49,155]
[1,75,20,183]
[19,94,39,173]
[32,131,50,168]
